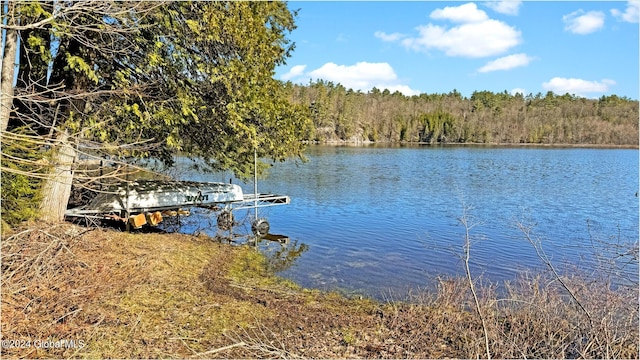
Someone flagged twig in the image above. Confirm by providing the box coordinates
[517,222,593,325]
[47,308,82,327]
[175,338,200,357]
[4,228,35,241]
[126,314,142,338]
[194,342,246,357]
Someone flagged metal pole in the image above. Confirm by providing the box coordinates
[125,169,130,231]
[254,147,258,221]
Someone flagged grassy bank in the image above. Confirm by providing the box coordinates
[2,224,637,358]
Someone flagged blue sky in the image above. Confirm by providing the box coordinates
[276,1,639,99]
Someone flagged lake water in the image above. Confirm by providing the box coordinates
[176,145,639,299]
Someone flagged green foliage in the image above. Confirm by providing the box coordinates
[130,1,311,179]
[418,110,458,144]
[9,0,310,181]
[25,34,51,63]
[13,3,52,90]
[65,54,99,84]
[0,130,46,225]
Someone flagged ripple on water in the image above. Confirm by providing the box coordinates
[178,146,639,299]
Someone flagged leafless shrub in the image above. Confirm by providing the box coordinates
[459,205,491,359]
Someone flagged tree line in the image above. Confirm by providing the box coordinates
[285,80,639,146]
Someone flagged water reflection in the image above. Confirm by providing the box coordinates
[261,240,309,273]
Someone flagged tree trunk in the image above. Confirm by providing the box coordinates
[1,2,17,132]
[39,132,76,222]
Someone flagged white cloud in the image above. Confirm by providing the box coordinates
[280,62,421,96]
[308,62,397,89]
[485,0,522,16]
[430,3,488,23]
[611,0,639,23]
[542,77,616,96]
[385,3,521,58]
[374,31,405,42]
[280,65,307,81]
[380,85,422,96]
[478,53,533,72]
[563,10,606,34]
[510,88,527,96]
[404,20,521,58]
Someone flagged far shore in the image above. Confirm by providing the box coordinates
[304,139,640,149]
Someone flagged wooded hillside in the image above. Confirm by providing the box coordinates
[285,80,639,146]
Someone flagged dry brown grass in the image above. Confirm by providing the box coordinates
[1,224,271,358]
[1,223,638,359]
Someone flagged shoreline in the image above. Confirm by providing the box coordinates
[2,224,638,358]
[304,139,640,149]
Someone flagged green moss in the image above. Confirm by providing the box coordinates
[228,245,269,282]
[341,327,357,346]
[227,245,300,291]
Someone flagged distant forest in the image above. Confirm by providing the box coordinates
[284,80,639,146]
